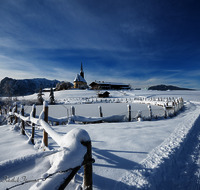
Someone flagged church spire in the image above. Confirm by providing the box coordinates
[80,62,84,78]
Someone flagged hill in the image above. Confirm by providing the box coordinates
[148,84,194,91]
[0,77,60,96]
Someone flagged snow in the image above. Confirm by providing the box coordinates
[30,128,90,190]
[1,89,200,189]
[74,74,86,83]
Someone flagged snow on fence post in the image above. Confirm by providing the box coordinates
[98,106,103,117]
[127,104,131,122]
[177,99,180,111]
[31,105,36,144]
[180,97,184,109]
[43,101,48,147]
[137,110,142,121]
[57,140,94,190]
[148,105,152,120]
[21,105,25,135]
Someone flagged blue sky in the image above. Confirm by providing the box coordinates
[0,0,200,89]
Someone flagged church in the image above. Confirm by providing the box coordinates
[73,62,87,89]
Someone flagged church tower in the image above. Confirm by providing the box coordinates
[73,62,87,89]
[80,62,84,78]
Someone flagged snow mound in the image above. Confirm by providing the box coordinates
[30,128,90,190]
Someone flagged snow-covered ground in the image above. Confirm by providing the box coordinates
[1,89,200,190]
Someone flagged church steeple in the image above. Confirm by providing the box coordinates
[80,62,84,78]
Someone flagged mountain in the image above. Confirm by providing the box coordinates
[0,77,60,96]
[148,84,194,91]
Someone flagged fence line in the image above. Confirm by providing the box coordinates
[6,101,94,190]
[1,96,184,189]
[69,97,184,123]
[3,96,184,125]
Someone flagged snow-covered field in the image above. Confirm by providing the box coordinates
[1,89,200,190]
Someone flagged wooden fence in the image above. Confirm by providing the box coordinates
[1,96,184,125]
[0,96,184,189]
[6,101,94,190]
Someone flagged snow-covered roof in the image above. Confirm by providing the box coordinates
[92,81,129,86]
[74,74,86,83]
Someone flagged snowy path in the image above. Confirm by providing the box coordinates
[158,111,200,190]
[116,101,200,189]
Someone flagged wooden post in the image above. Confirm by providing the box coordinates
[58,140,94,190]
[0,106,1,115]
[98,106,103,117]
[43,101,48,147]
[127,104,131,122]
[14,104,18,124]
[71,106,75,116]
[31,105,36,144]
[9,106,12,124]
[172,101,176,116]
[82,141,93,190]
[21,105,25,135]
[164,104,167,118]
[148,105,152,120]
[176,99,180,110]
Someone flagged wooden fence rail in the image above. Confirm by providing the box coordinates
[5,96,184,125]
[7,101,94,190]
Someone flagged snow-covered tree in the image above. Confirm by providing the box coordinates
[49,88,55,104]
[55,81,72,91]
[37,88,44,105]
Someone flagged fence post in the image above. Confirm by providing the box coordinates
[148,105,152,120]
[21,105,25,135]
[31,105,36,144]
[82,140,93,190]
[172,101,176,116]
[164,104,167,118]
[176,99,180,110]
[14,104,18,124]
[127,104,131,122]
[0,106,1,115]
[98,106,103,118]
[58,140,94,190]
[180,97,183,109]
[71,106,75,116]
[9,106,12,123]
[43,101,48,147]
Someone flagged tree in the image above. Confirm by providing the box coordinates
[37,88,44,105]
[55,81,72,91]
[49,88,55,104]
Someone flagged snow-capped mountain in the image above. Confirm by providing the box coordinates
[0,77,60,96]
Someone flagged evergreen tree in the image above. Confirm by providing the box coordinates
[49,88,55,104]
[37,88,44,105]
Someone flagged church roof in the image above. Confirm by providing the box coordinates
[74,74,86,83]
